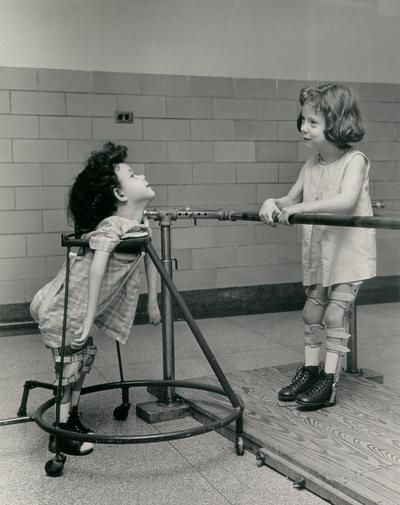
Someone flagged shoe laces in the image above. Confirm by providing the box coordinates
[291,364,311,384]
[306,374,332,395]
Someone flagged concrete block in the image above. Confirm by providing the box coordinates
[142,74,190,96]
[122,141,168,162]
[217,263,301,288]
[278,163,303,183]
[393,162,400,180]
[92,71,141,94]
[143,119,189,140]
[147,185,168,206]
[66,93,116,116]
[0,235,26,257]
[0,163,41,186]
[364,122,397,142]
[276,80,316,100]
[173,268,217,290]
[0,91,9,112]
[235,120,277,141]
[0,280,25,304]
[361,102,400,122]
[256,183,292,203]
[46,255,65,277]
[236,244,277,266]
[0,140,11,161]
[256,100,298,120]
[255,222,297,244]
[233,78,275,99]
[213,184,256,204]
[93,117,142,140]
[38,69,91,92]
[27,233,63,256]
[214,141,255,162]
[237,163,278,183]
[167,97,212,119]
[0,67,37,90]
[172,226,213,249]
[42,163,81,186]
[67,140,106,162]
[11,91,65,115]
[374,181,400,199]
[168,141,213,162]
[374,142,400,161]
[193,163,235,184]
[0,257,45,280]
[278,121,301,141]
[213,224,255,247]
[40,116,92,139]
[297,141,312,162]
[16,186,68,210]
[213,99,257,119]
[191,120,234,140]
[0,210,42,233]
[278,243,302,263]
[0,188,14,209]
[192,247,235,269]
[43,209,70,232]
[171,248,192,270]
[146,163,192,185]
[24,277,52,301]
[190,76,233,97]
[256,141,297,162]
[13,139,67,162]
[168,184,214,206]
[0,115,38,138]
[358,83,398,102]
[118,95,166,118]
[369,161,395,181]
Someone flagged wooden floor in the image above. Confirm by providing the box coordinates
[179,364,400,505]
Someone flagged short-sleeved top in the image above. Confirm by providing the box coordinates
[302,148,376,287]
[30,215,151,348]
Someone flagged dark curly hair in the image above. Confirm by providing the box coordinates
[296,84,365,149]
[68,141,128,234]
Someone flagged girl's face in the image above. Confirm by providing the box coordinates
[300,103,327,150]
[114,163,155,205]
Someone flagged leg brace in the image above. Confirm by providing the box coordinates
[305,285,329,307]
[304,324,325,347]
[53,337,97,386]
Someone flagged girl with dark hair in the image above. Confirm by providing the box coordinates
[31,142,161,455]
[259,84,376,409]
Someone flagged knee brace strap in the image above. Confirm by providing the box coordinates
[325,328,350,354]
[328,285,359,311]
[305,324,325,347]
[305,286,329,307]
[54,343,97,386]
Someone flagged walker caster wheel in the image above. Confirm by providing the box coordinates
[293,478,306,489]
[235,436,244,456]
[256,454,264,467]
[113,402,131,421]
[45,454,66,477]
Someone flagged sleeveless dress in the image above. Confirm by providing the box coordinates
[30,215,151,348]
[302,148,376,287]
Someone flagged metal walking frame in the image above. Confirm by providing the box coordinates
[1,203,398,477]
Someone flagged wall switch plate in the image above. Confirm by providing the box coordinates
[115,111,134,123]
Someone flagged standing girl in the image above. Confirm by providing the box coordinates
[31,142,161,454]
[259,84,376,408]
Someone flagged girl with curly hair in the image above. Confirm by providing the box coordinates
[31,142,161,455]
[259,84,376,409]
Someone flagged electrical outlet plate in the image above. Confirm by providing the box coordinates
[115,111,134,123]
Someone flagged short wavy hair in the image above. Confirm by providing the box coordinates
[297,84,365,149]
[68,141,128,233]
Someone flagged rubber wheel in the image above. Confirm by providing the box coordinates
[256,455,264,467]
[45,455,66,477]
[113,402,131,421]
[235,436,244,456]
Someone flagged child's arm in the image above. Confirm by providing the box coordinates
[279,156,366,224]
[144,253,161,326]
[259,165,305,226]
[71,250,110,348]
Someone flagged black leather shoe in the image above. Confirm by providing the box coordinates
[66,407,94,434]
[278,364,320,402]
[48,421,94,456]
[295,372,336,408]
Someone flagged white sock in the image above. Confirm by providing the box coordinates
[59,403,70,423]
[304,345,321,367]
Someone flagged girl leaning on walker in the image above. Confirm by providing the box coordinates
[259,83,376,409]
[30,142,161,455]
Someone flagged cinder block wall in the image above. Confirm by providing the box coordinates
[0,67,399,317]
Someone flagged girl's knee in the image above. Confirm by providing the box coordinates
[324,302,345,328]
